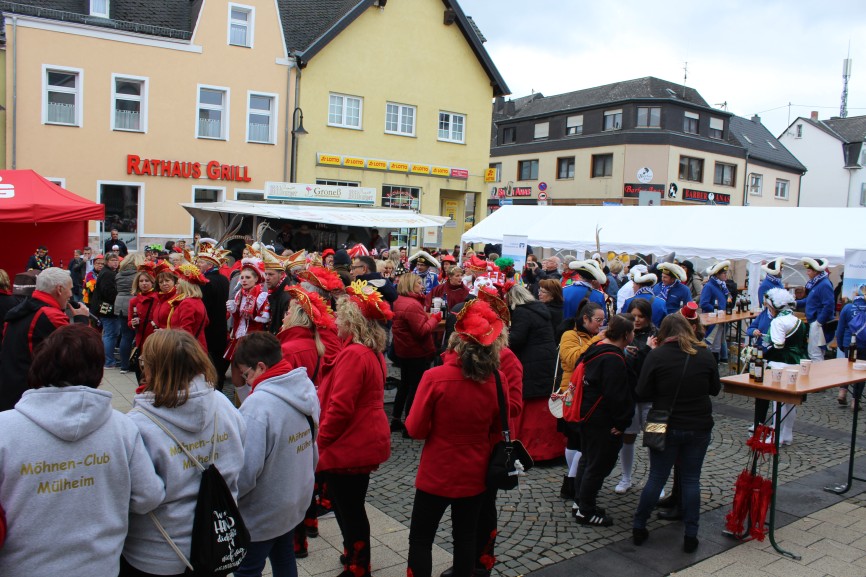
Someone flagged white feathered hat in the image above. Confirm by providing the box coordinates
[706,260,731,277]
[410,250,440,269]
[657,262,687,282]
[764,287,795,310]
[801,257,829,272]
[633,271,658,286]
[629,264,648,281]
[761,257,784,277]
[568,259,607,284]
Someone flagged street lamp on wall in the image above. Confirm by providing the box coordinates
[290,107,307,183]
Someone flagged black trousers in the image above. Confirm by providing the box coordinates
[322,472,372,575]
[392,356,430,421]
[474,485,499,571]
[574,423,623,513]
[118,555,185,577]
[407,489,485,577]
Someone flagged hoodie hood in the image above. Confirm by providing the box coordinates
[254,367,320,421]
[581,341,624,364]
[521,299,551,321]
[132,375,216,434]
[15,386,112,441]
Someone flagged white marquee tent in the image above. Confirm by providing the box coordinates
[462,206,864,265]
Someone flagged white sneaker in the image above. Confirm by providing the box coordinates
[614,479,632,494]
[748,424,755,433]
[659,488,666,500]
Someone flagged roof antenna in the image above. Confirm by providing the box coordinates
[841,42,852,118]
[682,61,688,97]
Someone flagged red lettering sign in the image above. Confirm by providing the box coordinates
[682,188,731,205]
[623,183,664,198]
[125,155,249,182]
[450,168,469,179]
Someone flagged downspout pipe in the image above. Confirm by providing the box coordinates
[282,58,296,183]
[289,59,302,183]
[12,15,17,169]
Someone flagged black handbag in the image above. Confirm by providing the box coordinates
[486,371,534,490]
[642,354,690,452]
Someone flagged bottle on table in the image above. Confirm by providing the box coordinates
[849,335,858,364]
[749,343,757,379]
[755,349,764,383]
[714,299,719,316]
[725,297,734,315]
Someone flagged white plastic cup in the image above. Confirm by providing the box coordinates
[799,360,812,376]
[770,368,784,383]
[784,368,799,386]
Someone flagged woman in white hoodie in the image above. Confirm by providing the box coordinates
[0,324,165,577]
[122,329,246,577]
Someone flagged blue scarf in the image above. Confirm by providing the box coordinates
[635,286,654,297]
[710,275,730,299]
[805,271,829,291]
[658,280,680,301]
[765,274,783,289]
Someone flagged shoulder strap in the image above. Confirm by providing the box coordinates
[312,354,322,382]
[305,414,317,441]
[493,371,511,444]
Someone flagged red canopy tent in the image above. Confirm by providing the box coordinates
[0,170,104,275]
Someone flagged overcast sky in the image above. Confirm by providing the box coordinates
[459,0,866,137]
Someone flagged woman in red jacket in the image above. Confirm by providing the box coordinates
[390,273,442,433]
[151,262,177,331]
[279,285,335,386]
[162,263,210,352]
[405,299,507,577]
[317,279,392,577]
[128,262,159,383]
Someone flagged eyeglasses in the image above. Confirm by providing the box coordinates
[590,316,606,323]
[351,265,365,270]
[241,366,257,383]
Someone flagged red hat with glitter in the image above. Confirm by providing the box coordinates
[173,262,210,285]
[297,266,345,293]
[286,286,336,330]
[346,279,394,322]
[455,299,504,346]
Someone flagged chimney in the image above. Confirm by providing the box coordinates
[494,96,504,114]
[810,111,819,121]
[504,100,515,116]
[751,114,761,123]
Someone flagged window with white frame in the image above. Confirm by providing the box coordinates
[197,86,229,139]
[774,179,790,200]
[90,0,109,17]
[636,107,661,128]
[328,93,362,129]
[684,111,699,134]
[713,162,736,187]
[228,4,254,48]
[193,187,225,236]
[709,117,724,139]
[438,111,465,143]
[566,115,583,136]
[385,102,415,136]
[534,122,549,140]
[796,124,803,138]
[603,109,622,131]
[749,173,763,196]
[112,75,147,132]
[247,92,276,144]
[44,67,82,126]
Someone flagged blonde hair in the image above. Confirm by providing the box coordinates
[608,260,623,275]
[397,273,421,296]
[282,301,325,356]
[141,329,217,408]
[132,270,156,294]
[505,284,535,309]
[0,269,10,291]
[119,252,145,273]
[336,297,386,353]
[175,278,203,299]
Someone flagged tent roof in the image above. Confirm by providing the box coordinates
[0,169,104,223]
[462,205,865,265]
[181,200,449,236]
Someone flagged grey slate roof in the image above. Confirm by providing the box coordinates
[822,115,866,144]
[499,77,712,121]
[0,0,193,38]
[728,115,806,173]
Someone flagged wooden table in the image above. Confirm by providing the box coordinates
[701,309,759,372]
[720,358,866,559]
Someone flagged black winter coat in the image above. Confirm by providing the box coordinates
[92,267,118,317]
[509,300,556,399]
[201,268,229,358]
[579,342,634,432]
[268,276,293,335]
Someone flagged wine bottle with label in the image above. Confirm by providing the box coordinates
[754,349,764,383]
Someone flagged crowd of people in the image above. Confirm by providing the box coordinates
[0,229,850,573]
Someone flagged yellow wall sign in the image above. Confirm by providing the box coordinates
[484,167,497,182]
[388,161,409,172]
[366,159,388,170]
[431,166,451,177]
[411,164,430,175]
[343,157,365,168]
[317,153,342,166]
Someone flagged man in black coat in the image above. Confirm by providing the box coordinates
[195,247,229,390]
[262,249,293,334]
[68,249,86,301]
[103,229,129,257]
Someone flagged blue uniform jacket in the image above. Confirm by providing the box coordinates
[653,281,693,315]
[747,308,772,351]
[835,299,866,353]
[796,277,835,324]
[562,283,606,321]
[623,292,667,328]
[758,275,784,305]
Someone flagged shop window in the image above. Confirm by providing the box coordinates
[44,66,82,126]
[566,115,583,136]
[329,93,362,129]
[197,86,229,140]
[381,185,420,210]
[603,109,622,131]
[637,107,661,128]
[709,117,724,139]
[774,179,790,200]
[99,183,139,251]
[90,0,109,17]
[678,155,703,182]
[247,92,276,144]
[112,75,147,132]
[438,111,465,143]
[713,162,736,187]
[591,154,613,178]
[316,179,360,187]
[385,102,416,136]
[228,4,254,47]
[557,157,575,179]
[684,111,699,134]
[518,159,538,180]
[192,187,225,236]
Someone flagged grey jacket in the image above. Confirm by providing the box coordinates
[114,267,137,317]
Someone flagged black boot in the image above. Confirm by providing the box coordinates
[559,475,574,499]
[657,506,683,521]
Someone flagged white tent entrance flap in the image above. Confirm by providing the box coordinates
[462,206,862,265]
[182,200,449,237]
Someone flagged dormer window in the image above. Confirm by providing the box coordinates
[228,4,255,48]
[90,0,109,18]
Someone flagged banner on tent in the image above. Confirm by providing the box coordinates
[842,249,866,302]
[502,235,529,273]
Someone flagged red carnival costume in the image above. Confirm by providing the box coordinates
[225,257,270,359]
